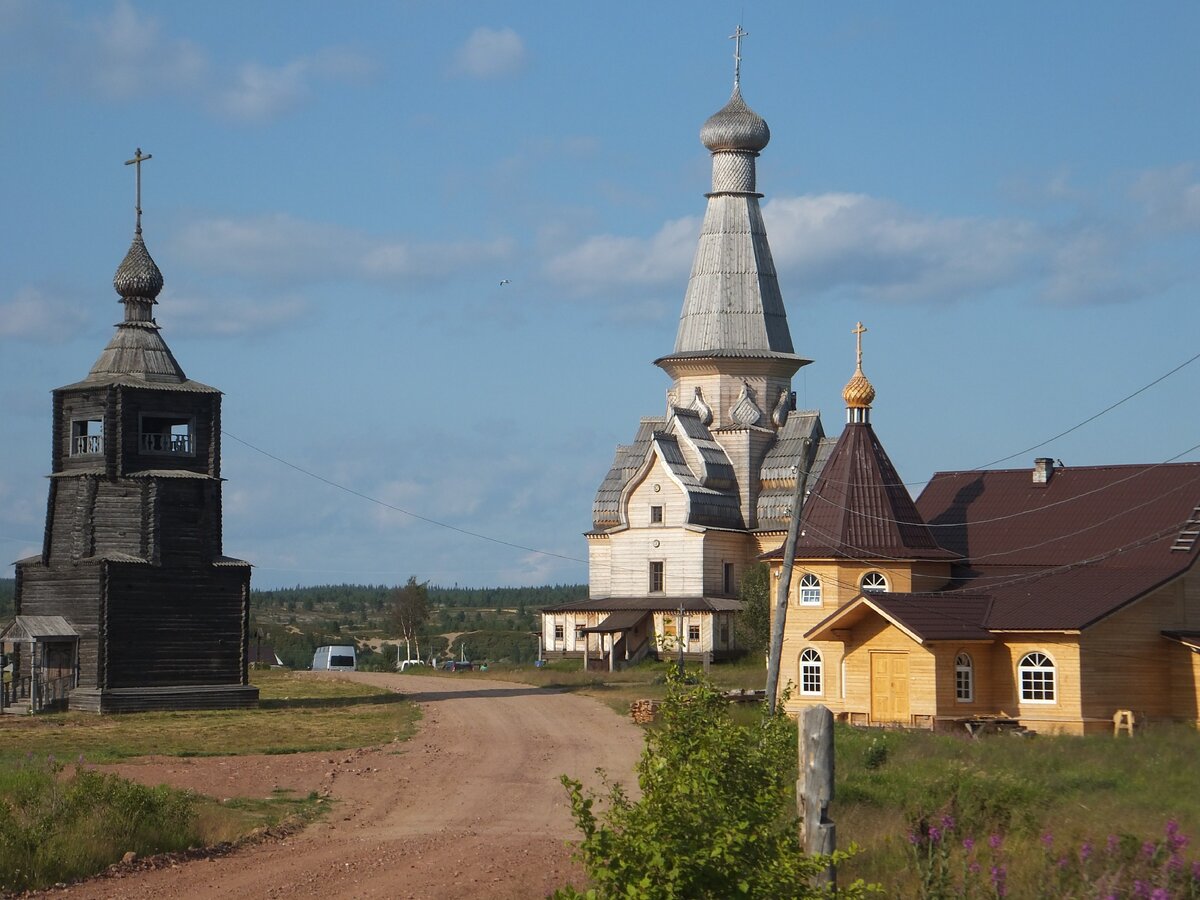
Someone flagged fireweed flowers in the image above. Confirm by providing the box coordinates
[906,815,1200,899]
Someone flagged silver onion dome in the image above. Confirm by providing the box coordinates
[700,87,770,153]
[113,233,164,300]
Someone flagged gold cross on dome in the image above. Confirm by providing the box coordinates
[729,25,748,87]
[124,148,153,234]
[852,321,867,368]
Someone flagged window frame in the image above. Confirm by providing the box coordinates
[1018,651,1056,704]
[955,652,974,703]
[138,412,196,457]
[860,571,889,593]
[649,505,664,524]
[799,648,823,696]
[687,623,701,642]
[649,560,664,593]
[799,573,822,606]
[70,419,104,456]
[553,624,564,641]
[723,562,735,595]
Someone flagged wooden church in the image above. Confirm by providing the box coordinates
[772,327,1200,734]
[542,38,835,669]
[2,151,257,713]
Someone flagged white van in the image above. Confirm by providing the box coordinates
[312,645,357,671]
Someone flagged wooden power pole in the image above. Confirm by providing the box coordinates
[799,704,836,887]
[766,439,810,713]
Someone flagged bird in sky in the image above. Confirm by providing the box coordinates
[499,279,511,286]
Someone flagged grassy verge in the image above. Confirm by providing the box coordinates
[833,723,1200,894]
[0,755,325,893]
[0,669,420,764]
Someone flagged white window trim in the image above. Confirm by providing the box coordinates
[955,651,974,704]
[798,573,822,606]
[860,571,889,593]
[1018,651,1057,705]
[800,648,823,697]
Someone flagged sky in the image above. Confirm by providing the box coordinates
[2,1,1199,590]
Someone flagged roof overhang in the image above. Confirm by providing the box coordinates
[805,596,927,645]
[0,616,79,642]
[1163,631,1200,653]
[582,610,652,634]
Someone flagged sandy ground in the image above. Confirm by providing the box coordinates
[45,672,645,899]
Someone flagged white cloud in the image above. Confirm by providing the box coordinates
[544,175,1199,309]
[160,291,310,337]
[88,0,208,100]
[452,26,526,79]
[214,61,310,122]
[0,287,91,342]
[1130,164,1200,233]
[542,216,698,291]
[172,213,515,285]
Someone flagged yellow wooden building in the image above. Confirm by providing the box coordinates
[771,328,1200,735]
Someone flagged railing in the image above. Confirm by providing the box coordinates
[72,435,103,455]
[1,673,74,713]
[141,433,193,454]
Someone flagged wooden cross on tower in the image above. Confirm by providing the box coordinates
[853,321,867,369]
[729,25,748,88]
[124,148,152,234]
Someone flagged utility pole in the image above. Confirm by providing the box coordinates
[766,438,811,714]
[676,599,686,676]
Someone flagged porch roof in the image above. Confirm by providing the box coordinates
[805,593,994,644]
[582,610,652,634]
[0,616,79,642]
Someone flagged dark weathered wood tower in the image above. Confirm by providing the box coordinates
[10,151,257,712]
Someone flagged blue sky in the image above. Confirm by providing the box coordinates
[2,1,1198,589]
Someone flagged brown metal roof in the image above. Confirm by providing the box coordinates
[582,610,652,633]
[917,463,1200,630]
[543,596,742,614]
[805,594,993,643]
[789,422,955,560]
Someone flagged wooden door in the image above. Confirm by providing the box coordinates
[871,652,910,723]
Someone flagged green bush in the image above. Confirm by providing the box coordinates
[0,756,199,892]
[553,672,875,899]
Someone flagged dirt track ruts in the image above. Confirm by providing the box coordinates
[52,672,644,899]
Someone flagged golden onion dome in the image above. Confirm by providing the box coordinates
[843,321,875,409]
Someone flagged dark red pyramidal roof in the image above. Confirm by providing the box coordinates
[792,422,956,560]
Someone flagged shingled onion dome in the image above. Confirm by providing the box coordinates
[113,232,164,323]
[700,87,770,194]
[843,322,875,424]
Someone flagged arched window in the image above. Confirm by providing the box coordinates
[861,571,888,593]
[1018,652,1056,703]
[955,652,974,703]
[800,648,823,696]
[799,573,822,606]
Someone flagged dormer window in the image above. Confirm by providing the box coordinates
[71,419,103,456]
[140,414,194,456]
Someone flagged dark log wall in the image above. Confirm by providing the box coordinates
[156,479,220,563]
[15,563,104,688]
[104,563,250,687]
[118,388,218,476]
[57,389,113,474]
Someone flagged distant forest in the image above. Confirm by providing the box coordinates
[0,578,584,671]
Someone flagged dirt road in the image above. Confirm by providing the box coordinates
[57,673,645,899]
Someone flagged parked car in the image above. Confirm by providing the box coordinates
[398,659,425,672]
[442,660,473,672]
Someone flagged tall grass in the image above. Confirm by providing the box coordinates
[0,755,199,892]
[833,723,1200,894]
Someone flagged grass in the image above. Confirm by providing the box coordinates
[832,722,1200,894]
[0,669,420,764]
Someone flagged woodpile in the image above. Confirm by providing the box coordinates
[629,699,660,724]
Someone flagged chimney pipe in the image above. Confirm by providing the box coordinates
[1033,457,1055,486]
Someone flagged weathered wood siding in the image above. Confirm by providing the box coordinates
[586,535,611,597]
[103,562,249,688]
[1080,576,1194,725]
[117,388,218,476]
[15,562,104,688]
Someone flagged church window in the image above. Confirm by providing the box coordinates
[650,505,663,524]
[723,562,735,594]
[799,573,822,606]
[1019,652,1056,703]
[649,561,664,593]
[662,615,676,638]
[800,648,823,696]
[860,571,888,593]
[140,414,194,455]
[688,623,700,642]
[720,622,730,644]
[575,625,586,642]
[955,652,974,702]
[553,624,564,641]
[71,419,103,455]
